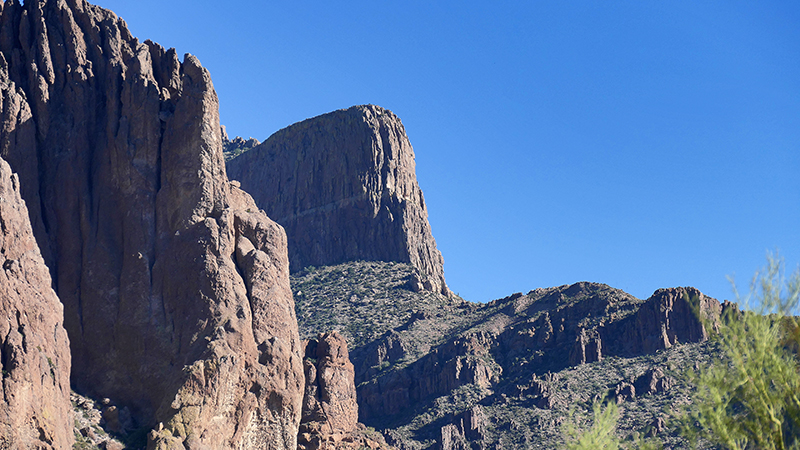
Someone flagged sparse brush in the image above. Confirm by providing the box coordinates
[682,252,800,450]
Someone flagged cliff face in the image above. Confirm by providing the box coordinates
[357,283,722,423]
[0,0,303,448]
[226,105,449,295]
[0,156,72,449]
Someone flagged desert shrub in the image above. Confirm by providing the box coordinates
[682,254,800,450]
[563,400,622,450]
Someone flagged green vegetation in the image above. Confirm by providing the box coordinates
[682,255,800,450]
[563,400,621,450]
[563,400,664,450]
[564,254,800,449]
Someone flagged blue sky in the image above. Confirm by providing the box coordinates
[101,0,799,303]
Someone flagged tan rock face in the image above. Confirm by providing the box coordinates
[226,105,449,295]
[301,332,358,436]
[0,156,72,449]
[0,0,303,448]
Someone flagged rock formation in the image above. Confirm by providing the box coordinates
[0,1,303,448]
[293,263,728,448]
[302,332,359,436]
[439,406,487,450]
[300,331,394,450]
[0,156,72,449]
[226,105,449,295]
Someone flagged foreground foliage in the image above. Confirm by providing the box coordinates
[563,400,663,450]
[563,401,621,450]
[684,255,800,450]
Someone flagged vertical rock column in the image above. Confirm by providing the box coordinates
[0,156,72,450]
[0,0,304,448]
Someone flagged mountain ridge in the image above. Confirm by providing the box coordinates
[0,1,738,449]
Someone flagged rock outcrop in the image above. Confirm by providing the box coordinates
[226,105,449,295]
[221,126,260,161]
[293,265,727,448]
[439,406,487,450]
[0,156,72,449]
[300,331,394,450]
[0,1,303,448]
[358,330,500,420]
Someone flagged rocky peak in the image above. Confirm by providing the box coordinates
[221,125,261,161]
[226,104,449,295]
[0,1,303,448]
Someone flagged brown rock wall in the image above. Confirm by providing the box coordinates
[226,105,449,295]
[0,1,303,448]
[0,156,72,449]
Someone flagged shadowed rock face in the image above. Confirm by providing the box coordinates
[0,156,72,450]
[226,105,449,296]
[0,0,303,448]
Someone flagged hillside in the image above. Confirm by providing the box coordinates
[293,261,723,449]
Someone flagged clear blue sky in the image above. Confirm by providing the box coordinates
[101,0,799,303]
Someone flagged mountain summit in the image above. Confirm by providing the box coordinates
[226,105,449,296]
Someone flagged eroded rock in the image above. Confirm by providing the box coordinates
[0,156,72,449]
[300,331,394,450]
[0,1,304,447]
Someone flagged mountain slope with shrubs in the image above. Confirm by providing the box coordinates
[292,261,724,449]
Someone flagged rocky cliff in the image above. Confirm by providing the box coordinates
[0,1,303,448]
[0,156,72,449]
[226,105,449,295]
[292,262,726,449]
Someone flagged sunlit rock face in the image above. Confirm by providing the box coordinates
[0,0,304,447]
[0,155,72,450]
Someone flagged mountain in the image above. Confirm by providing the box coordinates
[292,261,729,449]
[226,105,449,296]
[0,1,303,448]
[0,1,740,449]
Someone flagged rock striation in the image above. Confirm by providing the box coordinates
[0,156,72,449]
[0,1,303,448]
[226,105,449,295]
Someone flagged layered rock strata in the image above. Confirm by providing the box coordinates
[0,156,72,449]
[343,281,722,425]
[226,105,449,295]
[0,1,303,448]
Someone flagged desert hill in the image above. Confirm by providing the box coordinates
[290,261,724,449]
